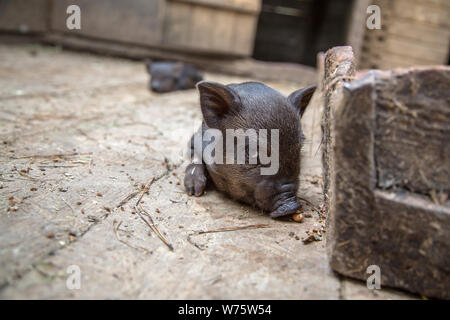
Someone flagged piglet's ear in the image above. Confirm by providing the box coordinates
[197,81,241,129]
[288,85,316,118]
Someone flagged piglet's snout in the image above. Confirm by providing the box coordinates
[151,80,161,91]
[269,196,301,218]
[255,181,301,218]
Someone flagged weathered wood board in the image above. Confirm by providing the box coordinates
[0,0,50,33]
[50,0,260,57]
[51,0,165,46]
[172,0,260,13]
[360,0,450,69]
[324,46,450,299]
[374,69,450,193]
[163,0,260,56]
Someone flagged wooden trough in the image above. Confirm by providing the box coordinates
[322,46,450,299]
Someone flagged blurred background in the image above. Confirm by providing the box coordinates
[1,0,449,76]
[0,0,449,300]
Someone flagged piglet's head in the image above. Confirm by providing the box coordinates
[197,81,316,218]
[146,60,203,93]
[146,61,184,93]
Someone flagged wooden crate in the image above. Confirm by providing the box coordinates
[322,47,450,299]
[360,0,450,69]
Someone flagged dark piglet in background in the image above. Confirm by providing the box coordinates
[145,60,203,93]
[184,81,316,218]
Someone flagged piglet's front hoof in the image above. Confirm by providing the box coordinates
[184,164,207,197]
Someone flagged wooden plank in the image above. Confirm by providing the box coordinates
[391,0,450,27]
[0,0,50,33]
[51,0,165,46]
[210,7,235,52]
[360,0,450,68]
[360,53,438,70]
[371,190,450,297]
[361,40,447,69]
[163,1,192,48]
[386,18,450,46]
[232,11,258,55]
[418,0,450,7]
[363,16,450,47]
[188,4,215,50]
[361,25,449,68]
[367,36,448,64]
[171,0,261,13]
[163,0,259,56]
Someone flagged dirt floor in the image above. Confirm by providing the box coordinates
[0,44,415,299]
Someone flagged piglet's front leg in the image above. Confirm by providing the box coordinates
[184,128,209,197]
[184,163,207,196]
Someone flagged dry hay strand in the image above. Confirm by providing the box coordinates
[197,224,270,234]
[135,204,174,251]
[113,220,152,254]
